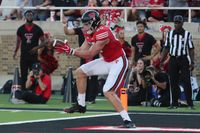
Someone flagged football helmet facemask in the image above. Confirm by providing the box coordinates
[81,10,101,34]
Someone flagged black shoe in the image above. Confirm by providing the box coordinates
[168,105,178,109]
[122,120,136,128]
[64,104,86,113]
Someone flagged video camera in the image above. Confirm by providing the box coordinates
[142,66,155,86]
[32,63,41,76]
[33,69,40,76]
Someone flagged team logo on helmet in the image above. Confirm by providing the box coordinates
[88,12,96,19]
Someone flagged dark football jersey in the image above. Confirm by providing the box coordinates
[17,24,44,56]
[131,33,156,62]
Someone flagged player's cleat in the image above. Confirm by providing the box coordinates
[122,120,136,128]
[63,104,86,113]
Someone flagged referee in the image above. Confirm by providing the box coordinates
[160,15,195,109]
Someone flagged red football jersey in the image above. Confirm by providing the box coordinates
[92,25,124,62]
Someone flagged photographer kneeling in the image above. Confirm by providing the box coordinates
[15,63,52,104]
[145,66,170,107]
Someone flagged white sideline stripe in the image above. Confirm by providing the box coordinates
[86,126,200,132]
[0,113,118,126]
[0,109,113,113]
[132,112,200,116]
[0,110,200,126]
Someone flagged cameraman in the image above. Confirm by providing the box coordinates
[145,66,170,107]
[15,63,52,104]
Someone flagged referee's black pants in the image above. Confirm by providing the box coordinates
[168,56,193,107]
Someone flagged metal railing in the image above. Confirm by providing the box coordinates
[0,6,199,23]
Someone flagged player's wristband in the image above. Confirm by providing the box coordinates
[70,49,75,55]
[52,39,57,47]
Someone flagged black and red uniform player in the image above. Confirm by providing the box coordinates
[38,32,58,75]
[13,10,45,89]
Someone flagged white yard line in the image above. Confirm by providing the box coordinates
[0,113,118,126]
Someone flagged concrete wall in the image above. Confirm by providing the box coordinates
[0,21,200,84]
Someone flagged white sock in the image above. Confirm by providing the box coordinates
[119,110,131,121]
[77,93,86,107]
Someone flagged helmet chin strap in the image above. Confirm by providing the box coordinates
[87,27,94,34]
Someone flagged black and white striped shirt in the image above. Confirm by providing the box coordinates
[164,29,194,57]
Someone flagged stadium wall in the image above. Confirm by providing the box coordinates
[0,21,200,81]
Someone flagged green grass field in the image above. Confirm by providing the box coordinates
[0,94,200,123]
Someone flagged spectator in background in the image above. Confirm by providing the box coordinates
[191,10,200,23]
[130,0,149,22]
[115,27,132,62]
[76,0,89,7]
[100,0,124,33]
[167,0,188,22]
[99,0,111,23]
[80,0,98,15]
[188,0,200,6]
[130,21,160,67]
[151,25,171,72]
[13,10,45,89]
[0,0,20,20]
[188,0,200,22]
[51,0,79,27]
[28,32,59,75]
[128,58,149,106]
[37,32,58,75]
[147,0,165,22]
[11,0,33,20]
[32,0,51,21]
[109,0,124,23]
[14,63,52,104]
[88,0,98,6]
[120,0,132,7]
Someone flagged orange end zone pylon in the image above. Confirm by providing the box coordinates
[120,88,128,111]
